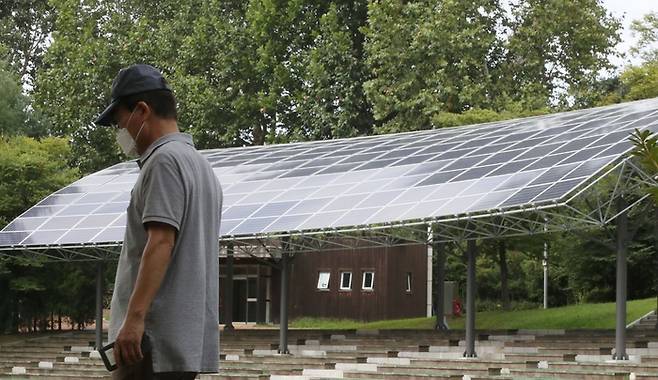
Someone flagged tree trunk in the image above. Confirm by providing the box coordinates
[498,241,511,311]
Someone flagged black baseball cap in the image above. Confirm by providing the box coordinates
[94,64,172,126]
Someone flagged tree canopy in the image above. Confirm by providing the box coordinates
[26,0,626,174]
[1,0,658,331]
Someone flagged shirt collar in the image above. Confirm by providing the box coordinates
[138,132,195,168]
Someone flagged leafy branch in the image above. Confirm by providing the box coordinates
[629,128,658,174]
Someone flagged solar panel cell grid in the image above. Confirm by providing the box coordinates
[487,159,535,176]
[499,185,551,207]
[461,175,512,196]
[524,153,573,170]
[470,143,514,155]
[468,190,517,211]
[92,227,126,242]
[435,195,484,216]
[564,158,611,180]
[263,214,311,232]
[3,217,47,232]
[237,190,281,204]
[532,178,586,202]
[58,229,102,244]
[494,170,545,191]
[454,165,501,181]
[40,216,81,230]
[426,180,478,201]
[0,231,29,245]
[596,142,632,158]
[299,211,344,229]
[22,230,65,245]
[417,171,465,187]
[232,217,278,235]
[253,201,299,218]
[2,98,657,246]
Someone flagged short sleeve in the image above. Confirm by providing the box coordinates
[141,159,185,231]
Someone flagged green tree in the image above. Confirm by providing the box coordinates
[35,0,377,170]
[363,0,507,133]
[0,60,26,136]
[505,0,621,108]
[32,0,130,174]
[589,12,658,106]
[0,136,80,333]
[0,59,48,137]
[0,0,55,88]
[630,12,658,63]
[294,2,373,140]
[0,135,79,228]
[619,62,658,101]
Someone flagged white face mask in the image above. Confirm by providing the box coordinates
[115,109,146,157]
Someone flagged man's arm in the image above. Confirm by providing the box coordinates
[113,222,176,367]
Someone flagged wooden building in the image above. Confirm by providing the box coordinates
[219,244,429,323]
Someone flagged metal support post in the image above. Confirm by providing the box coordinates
[434,226,448,330]
[614,196,629,360]
[224,243,235,331]
[543,222,549,309]
[278,249,290,354]
[654,205,658,331]
[464,240,477,358]
[543,240,548,309]
[95,262,104,350]
[426,232,433,318]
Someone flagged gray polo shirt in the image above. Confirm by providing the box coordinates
[109,132,221,373]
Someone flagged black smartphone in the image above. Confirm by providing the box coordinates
[99,335,151,372]
[99,342,117,371]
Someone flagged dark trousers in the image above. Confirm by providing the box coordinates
[111,350,198,380]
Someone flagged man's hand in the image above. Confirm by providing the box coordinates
[114,222,176,367]
[114,314,145,367]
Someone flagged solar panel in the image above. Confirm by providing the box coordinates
[2,97,658,247]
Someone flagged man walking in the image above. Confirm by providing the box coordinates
[95,64,221,379]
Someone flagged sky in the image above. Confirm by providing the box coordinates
[601,0,658,68]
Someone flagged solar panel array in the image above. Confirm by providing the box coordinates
[2,98,658,248]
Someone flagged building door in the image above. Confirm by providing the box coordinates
[233,277,258,323]
[233,279,248,322]
[247,277,257,322]
[219,263,271,324]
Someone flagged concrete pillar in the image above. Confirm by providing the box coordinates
[464,240,477,358]
[614,196,629,360]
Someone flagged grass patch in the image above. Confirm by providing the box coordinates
[290,297,657,330]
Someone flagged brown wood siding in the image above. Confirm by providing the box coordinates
[271,245,427,322]
[386,245,428,320]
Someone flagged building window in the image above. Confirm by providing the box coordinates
[317,272,330,290]
[340,272,352,290]
[362,271,374,291]
[406,272,412,293]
